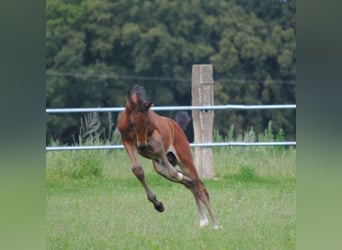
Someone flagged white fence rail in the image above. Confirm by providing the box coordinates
[46,104,296,151]
[46,104,296,113]
[46,141,296,151]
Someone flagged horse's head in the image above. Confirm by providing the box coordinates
[130,102,153,149]
[126,85,153,149]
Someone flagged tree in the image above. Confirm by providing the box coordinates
[46,0,296,144]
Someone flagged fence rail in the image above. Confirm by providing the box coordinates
[46,104,296,151]
[46,141,296,151]
[46,104,296,113]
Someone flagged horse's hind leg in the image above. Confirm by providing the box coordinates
[183,178,219,228]
[152,159,193,184]
[196,181,220,229]
[173,145,220,228]
[189,188,209,227]
[177,158,220,228]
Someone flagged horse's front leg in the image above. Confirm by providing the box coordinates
[148,132,185,182]
[122,139,164,212]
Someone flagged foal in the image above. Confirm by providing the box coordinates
[118,85,219,229]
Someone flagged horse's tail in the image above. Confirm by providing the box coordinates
[175,111,191,131]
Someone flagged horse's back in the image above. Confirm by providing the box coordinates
[150,111,190,149]
[171,118,193,156]
[155,114,194,163]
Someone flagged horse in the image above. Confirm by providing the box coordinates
[118,85,220,229]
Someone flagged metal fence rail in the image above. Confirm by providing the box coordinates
[46,141,296,151]
[46,104,296,113]
[46,104,296,151]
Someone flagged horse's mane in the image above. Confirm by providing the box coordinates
[126,85,151,112]
[131,84,146,102]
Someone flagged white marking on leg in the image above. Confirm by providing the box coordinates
[176,172,183,181]
[212,224,221,230]
[199,215,209,227]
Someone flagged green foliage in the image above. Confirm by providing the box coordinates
[214,120,282,143]
[238,165,257,181]
[260,120,276,142]
[46,143,104,179]
[46,0,296,144]
[47,122,296,181]
[276,128,285,142]
[212,122,296,178]
[46,112,114,179]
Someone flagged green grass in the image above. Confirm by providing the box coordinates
[46,147,295,249]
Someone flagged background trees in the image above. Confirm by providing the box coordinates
[46,0,296,144]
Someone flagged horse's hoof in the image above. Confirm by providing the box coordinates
[199,217,209,228]
[176,172,183,181]
[154,202,164,212]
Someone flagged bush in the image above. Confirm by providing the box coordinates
[46,148,104,179]
[46,112,107,179]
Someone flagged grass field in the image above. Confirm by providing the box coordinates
[46,146,296,249]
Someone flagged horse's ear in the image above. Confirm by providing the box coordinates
[144,102,153,110]
[126,90,136,109]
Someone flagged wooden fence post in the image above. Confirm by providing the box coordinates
[191,64,214,179]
